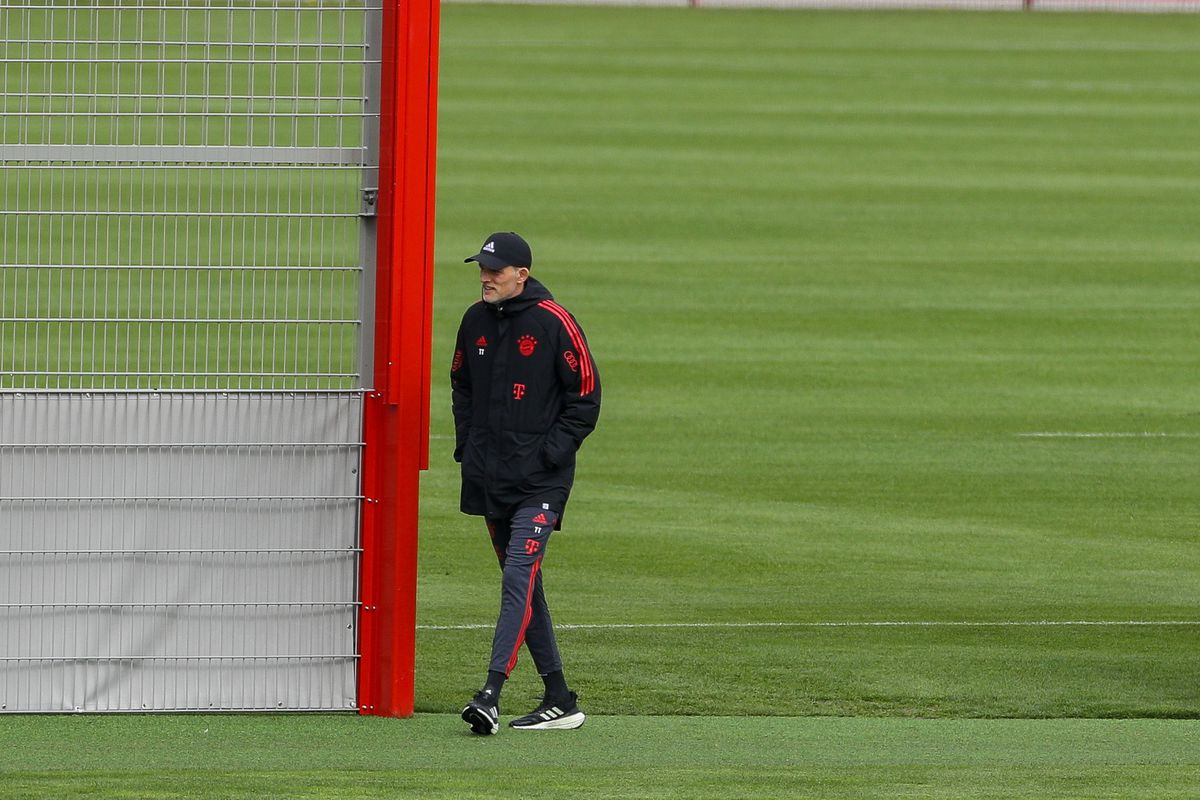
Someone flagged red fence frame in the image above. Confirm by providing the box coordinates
[358,0,440,718]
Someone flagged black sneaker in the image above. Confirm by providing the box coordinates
[508,691,586,730]
[461,688,500,735]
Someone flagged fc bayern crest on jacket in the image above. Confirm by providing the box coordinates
[518,334,537,356]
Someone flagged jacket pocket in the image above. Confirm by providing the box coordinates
[460,429,487,484]
[494,430,545,490]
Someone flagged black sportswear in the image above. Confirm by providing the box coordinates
[450,277,601,527]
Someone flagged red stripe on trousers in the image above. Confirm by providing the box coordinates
[539,300,594,396]
[505,555,542,676]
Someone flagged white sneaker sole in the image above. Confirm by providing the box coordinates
[510,710,586,730]
[461,705,499,735]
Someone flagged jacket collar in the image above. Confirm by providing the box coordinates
[487,276,553,318]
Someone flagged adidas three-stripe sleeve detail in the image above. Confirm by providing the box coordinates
[538,300,595,397]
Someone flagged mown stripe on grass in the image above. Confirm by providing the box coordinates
[419,620,1200,630]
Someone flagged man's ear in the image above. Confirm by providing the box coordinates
[516,267,530,282]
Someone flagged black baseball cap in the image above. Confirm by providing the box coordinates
[464,232,532,270]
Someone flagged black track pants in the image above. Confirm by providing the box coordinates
[486,504,562,677]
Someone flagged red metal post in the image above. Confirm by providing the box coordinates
[358,0,440,718]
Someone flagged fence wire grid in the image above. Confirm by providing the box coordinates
[1,1,381,713]
[0,0,377,391]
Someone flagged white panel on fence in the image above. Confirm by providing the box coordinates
[0,392,362,712]
[0,2,380,712]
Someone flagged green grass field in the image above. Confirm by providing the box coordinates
[1,714,1198,798]
[4,4,1200,798]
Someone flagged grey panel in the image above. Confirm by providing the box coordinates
[0,392,361,712]
[1,1,382,713]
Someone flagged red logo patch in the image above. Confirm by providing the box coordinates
[563,351,579,373]
[532,512,548,525]
[512,383,526,400]
[475,336,488,348]
[524,539,541,555]
[518,334,537,357]
[451,349,464,372]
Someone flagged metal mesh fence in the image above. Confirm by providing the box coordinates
[0,1,381,713]
[0,1,374,391]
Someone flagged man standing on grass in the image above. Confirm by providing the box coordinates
[451,231,601,734]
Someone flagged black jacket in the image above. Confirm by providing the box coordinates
[450,277,601,526]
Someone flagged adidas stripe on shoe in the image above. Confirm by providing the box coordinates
[508,691,586,731]
[461,689,500,735]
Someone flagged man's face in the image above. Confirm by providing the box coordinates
[480,265,527,304]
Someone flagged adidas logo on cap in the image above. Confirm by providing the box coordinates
[464,232,533,268]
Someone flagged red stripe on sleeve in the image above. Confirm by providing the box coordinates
[538,300,595,396]
[550,304,593,396]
